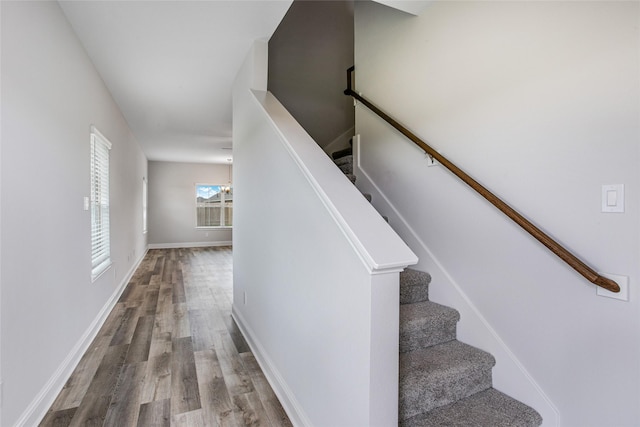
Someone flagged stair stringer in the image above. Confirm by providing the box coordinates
[352,135,560,426]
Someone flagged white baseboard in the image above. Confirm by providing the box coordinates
[17,248,149,427]
[231,307,311,427]
[148,241,232,249]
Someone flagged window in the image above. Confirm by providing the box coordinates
[90,126,112,280]
[142,177,148,234]
[196,184,233,227]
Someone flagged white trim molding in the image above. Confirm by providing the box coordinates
[148,241,232,249]
[232,308,312,427]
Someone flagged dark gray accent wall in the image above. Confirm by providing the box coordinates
[268,0,354,149]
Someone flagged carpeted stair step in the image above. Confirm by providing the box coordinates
[337,161,353,175]
[400,301,459,353]
[400,388,543,427]
[331,152,369,202]
[399,340,495,420]
[331,145,352,160]
[334,154,353,168]
[328,135,542,426]
[400,268,431,305]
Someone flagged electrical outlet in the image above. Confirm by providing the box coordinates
[597,272,629,301]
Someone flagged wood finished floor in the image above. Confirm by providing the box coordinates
[40,247,292,427]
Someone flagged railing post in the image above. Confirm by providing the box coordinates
[345,66,355,95]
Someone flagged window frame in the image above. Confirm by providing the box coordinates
[195,183,233,229]
[90,125,112,281]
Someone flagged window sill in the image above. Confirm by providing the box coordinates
[91,261,113,283]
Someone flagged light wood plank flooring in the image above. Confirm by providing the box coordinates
[40,247,292,427]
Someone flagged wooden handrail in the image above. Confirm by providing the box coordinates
[344,66,620,293]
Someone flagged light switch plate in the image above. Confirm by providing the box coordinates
[602,184,624,213]
[597,272,629,301]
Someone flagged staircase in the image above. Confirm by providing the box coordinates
[331,148,543,426]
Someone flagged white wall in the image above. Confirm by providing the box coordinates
[148,161,232,248]
[232,41,416,426]
[0,1,3,423]
[1,2,148,425]
[354,2,639,426]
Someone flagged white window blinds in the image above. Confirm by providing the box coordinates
[90,126,112,280]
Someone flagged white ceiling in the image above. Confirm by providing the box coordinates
[59,0,292,164]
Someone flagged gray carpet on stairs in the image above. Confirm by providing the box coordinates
[397,269,542,426]
[400,301,459,353]
[399,340,496,419]
[400,388,544,427]
[400,269,431,304]
[331,151,542,426]
[334,154,353,175]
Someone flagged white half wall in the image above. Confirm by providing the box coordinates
[147,161,232,247]
[354,1,640,426]
[1,2,148,425]
[232,41,416,426]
